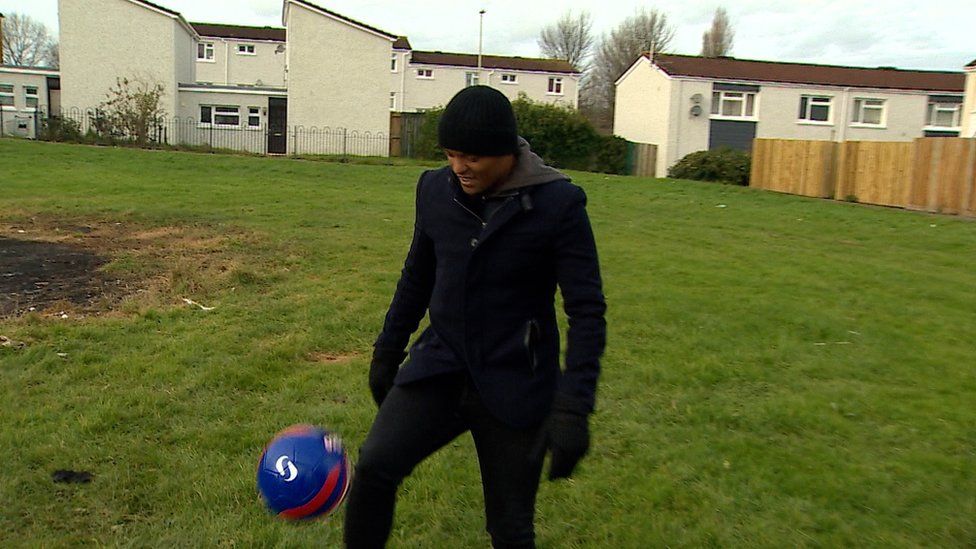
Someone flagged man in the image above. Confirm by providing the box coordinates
[344,86,606,548]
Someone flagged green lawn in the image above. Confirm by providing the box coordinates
[1,139,974,547]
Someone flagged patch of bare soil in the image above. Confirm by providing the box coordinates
[0,216,247,318]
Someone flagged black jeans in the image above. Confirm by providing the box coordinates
[344,371,545,548]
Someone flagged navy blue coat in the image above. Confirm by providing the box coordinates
[375,163,606,428]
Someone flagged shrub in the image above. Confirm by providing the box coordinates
[412,93,629,175]
[40,115,83,142]
[668,147,751,185]
[593,135,629,175]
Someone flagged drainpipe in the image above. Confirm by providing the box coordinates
[224,40,230,85]
[837,87,851,142]
[399,51,406,111]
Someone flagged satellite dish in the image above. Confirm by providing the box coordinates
[690,93,703,104]
[690,105,703,117]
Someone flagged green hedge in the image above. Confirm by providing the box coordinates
[668,147,751,186]
[413,94,629,175]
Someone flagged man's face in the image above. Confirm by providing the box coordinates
[445,149,516,195]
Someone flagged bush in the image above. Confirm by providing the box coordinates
[593,135,629,175]
[668,147,751,185]
[40,115,83,142]
[412,93,630,175]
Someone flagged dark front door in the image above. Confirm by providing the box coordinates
[709,119,757,152]
[267,97,287,154]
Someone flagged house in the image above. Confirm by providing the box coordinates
[52,0,580,156]
[963,59,976,138]
[0,65,60,138]
[59,0,199,123]
[191,22,286,88]
[282,0,396,155]
[390,43,580,112]
[614,53,967,177]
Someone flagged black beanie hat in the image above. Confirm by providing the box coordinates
[438,86,519,156]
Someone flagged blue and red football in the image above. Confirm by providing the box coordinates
[257,424,352,520]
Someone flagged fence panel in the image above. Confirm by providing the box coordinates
[752,137,975,216]
[751,139,836,198]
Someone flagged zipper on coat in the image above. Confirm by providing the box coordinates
[523,319,540,372]
[453,197,487,227]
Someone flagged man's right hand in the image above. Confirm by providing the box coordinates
[368,348,407,407]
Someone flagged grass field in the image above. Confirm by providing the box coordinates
[1,138,974,547]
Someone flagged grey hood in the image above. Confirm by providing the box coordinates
[490,137,568,195]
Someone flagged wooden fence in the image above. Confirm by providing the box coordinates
[750,138,976,216]
[628,142,658,177]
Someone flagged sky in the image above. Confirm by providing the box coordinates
[1,0,974,71]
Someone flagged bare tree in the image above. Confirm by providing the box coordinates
[538,10,594,71]
[44,41,60,69]
[583,8,675,132]
[1,13,57,67]
[701,7,734,58]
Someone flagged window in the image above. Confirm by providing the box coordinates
[798,95,832,123]
[500,73,517,84]
[416,68,433,79]
[391,53,398,72]
[0,84,14,107]
[23,86,39,109]
[927,102,961,128]
[237,44,256,55]
[197,42,215,61]
[465,72,480,87]
[389,92,396,110]
[852,98,885,126]
[547,77,563,95]
[247,107,261,128]
[200,105,241,127]
[711,91,757,118]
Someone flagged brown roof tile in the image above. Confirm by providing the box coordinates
[410,51,578,74]
[650,54,964,93]
[393,37,412,50]
[191,22,286,42]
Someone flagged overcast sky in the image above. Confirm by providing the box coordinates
[2,0,973,71]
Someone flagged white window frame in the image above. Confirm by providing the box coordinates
[416,68,433,79]
[236,44,256,56]
[197,42,215,62]
[797,95,832,125]
[391,53,398,73]
[710,90,758,120]
[0,83,15,109]
[851,98,886,128]
[500,73,518,84]
[547,77,563,95]
[199,105,241,128]
[246,106,261,130]
[465,72,480,87]
[925,102,961,130]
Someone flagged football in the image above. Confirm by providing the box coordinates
[256,424,352,520]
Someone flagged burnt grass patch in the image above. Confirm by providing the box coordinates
[0,216,258,318]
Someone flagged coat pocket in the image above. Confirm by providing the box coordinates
[522,319,540,372]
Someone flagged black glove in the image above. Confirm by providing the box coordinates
[532,395,591,480]
[368,347,406,407]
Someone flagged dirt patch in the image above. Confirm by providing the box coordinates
[0,236,121,316]
[307,351,358,364]
[1,216,252,318]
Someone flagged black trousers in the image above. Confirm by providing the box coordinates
[344,371,545,548]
